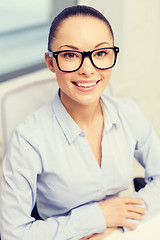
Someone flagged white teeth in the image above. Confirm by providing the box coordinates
[76,82,97,87]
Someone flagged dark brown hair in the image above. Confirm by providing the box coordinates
[48,5,114,51]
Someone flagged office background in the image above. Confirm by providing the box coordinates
[0,0,160,167]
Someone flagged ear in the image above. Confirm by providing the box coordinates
[44,52,55,73]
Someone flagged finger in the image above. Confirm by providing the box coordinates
[88,234,97,239]
[122,197,144,205]
[122,220,137,230]
[127,211,144,221]
[81,234,97,240]
[127,205,147,214]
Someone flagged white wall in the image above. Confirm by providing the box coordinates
[122,0,160,136]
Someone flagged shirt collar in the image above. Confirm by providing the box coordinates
[101,95,121,132]
[52,92,83,144]
[52,92,121,144]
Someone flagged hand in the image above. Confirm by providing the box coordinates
[98,197,146,230]
[80,227,116,240]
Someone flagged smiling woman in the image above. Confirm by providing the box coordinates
[1,5,160,240]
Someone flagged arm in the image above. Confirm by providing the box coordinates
[80,228,117,240]
[0,184,105,240]
[124,100,160,229]
[0,131,106,240]
[130,124,160,225]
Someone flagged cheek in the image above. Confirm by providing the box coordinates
[54,70,72,89]
[53,62,65,82]
[102,69,112,84]
[55,73,66,88]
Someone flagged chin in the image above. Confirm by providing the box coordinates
[74,95,101,106]
[60,88,102,107]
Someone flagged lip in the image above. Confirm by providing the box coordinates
[72,79,101,92]
[73,80,100,83]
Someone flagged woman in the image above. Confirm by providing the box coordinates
[1,5,160,240]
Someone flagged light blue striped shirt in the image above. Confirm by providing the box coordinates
[1,92,160,240]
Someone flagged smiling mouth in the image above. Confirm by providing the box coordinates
[73,80,100,88]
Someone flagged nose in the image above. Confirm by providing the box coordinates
[78,56,96,76]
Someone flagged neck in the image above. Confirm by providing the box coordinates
[60,92,103,131]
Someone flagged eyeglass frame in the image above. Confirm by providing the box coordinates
[48,46,119,73]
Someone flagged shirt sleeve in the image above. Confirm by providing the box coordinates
[124,100,160,231]
[0,130,106,240]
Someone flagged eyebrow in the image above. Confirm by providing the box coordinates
[58,45,79,50]
[58,42,111,50]
[95,42,110,48]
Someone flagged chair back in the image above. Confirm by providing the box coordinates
[1,78,59,156]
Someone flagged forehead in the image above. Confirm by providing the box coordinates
[52,16,113,50]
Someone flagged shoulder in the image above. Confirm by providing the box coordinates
[101,94,151,136]
[102,94,141,115]
[15,100,55,140]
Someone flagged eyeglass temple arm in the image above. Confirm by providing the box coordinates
[48,51,57,58]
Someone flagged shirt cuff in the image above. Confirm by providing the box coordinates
[77,202,106,237]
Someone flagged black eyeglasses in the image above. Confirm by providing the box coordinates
[48,47,119,72]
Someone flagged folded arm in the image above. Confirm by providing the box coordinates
[0,164,106,240]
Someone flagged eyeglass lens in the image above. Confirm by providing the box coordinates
[57,48,116,72]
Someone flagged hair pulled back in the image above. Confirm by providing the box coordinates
[48,5,114,51]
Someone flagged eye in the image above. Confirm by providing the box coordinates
[62,52,78,59]
[95,50,109,57]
